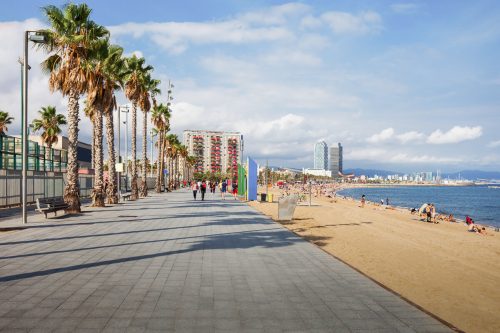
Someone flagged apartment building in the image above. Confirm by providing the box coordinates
[183,130,244,175]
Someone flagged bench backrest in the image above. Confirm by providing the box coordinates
[37,197,65,207]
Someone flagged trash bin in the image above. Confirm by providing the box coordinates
[260,193,267,202]
[268,193,273,202]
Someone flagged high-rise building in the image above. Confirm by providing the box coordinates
[329,143,343,176]
[183,130,244,175]
[314,141,328,170]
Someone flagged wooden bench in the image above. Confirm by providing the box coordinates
[36,197,70,218]
[121,192,132,201]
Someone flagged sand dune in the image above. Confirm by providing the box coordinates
[248,189,500,333]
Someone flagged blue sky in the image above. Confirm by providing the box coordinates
[1,1,499,172]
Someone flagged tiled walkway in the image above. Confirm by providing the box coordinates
[0,190,452,332]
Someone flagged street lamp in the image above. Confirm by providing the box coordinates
[149,129,155,178]
[22,30,46,224]
[119,105,130,192]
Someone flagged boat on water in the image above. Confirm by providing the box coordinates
[488,186,500,189]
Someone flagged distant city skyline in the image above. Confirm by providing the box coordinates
[0,1,499,173]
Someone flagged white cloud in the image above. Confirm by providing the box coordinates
[345,148,388,160]
[109,3,304,54]
[427,126,482,144]
[345,148,461,165]
[321,11,382,35]
[0,19,78,138]
[124,50,143,58]
[366,128,394,143]
[396,131,425,144]
[488,140,500,148]
[390,3,419,14]
[300,15,322,29]
[389,153,461,164]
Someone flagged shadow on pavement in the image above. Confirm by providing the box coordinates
[0,220,321,282]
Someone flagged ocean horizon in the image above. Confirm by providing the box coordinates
[338,185,500,228]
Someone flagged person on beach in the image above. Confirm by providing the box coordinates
[431,204,437,223]
[200,180,207,201]
[360,194,366,208]
[191,181,198,200]
[380,199,384,205]
[221,180,227,200]
[386,197,390,205]
[425,204,432,222]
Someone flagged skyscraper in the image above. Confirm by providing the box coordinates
[329,143,343,176]
[314,141,328,170]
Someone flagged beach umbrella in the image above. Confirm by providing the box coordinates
[418,203,428,214]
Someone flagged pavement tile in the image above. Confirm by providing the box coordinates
[0,191,453,332]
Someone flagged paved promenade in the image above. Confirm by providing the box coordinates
[0,190,452,332]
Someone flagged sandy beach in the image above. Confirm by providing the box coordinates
[248,187,500,333]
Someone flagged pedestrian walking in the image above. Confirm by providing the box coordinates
[360,194,366,208]
[201,180,207,201]
[191,181,198,200]
[232,182,238,200]
[221,179,227,200]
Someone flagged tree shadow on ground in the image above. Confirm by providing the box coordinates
[0,218,315,282]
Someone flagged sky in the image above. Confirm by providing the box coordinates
[1,0,500,173]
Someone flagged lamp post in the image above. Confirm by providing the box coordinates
[150,129,155,178]
[22,31,46,224]
[120,106,130,191]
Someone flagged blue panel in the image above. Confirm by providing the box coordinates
[77,146,92,163]
[247,157,257,201]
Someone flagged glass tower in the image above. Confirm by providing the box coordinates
[314,141,328,169]
[329,143,343,176]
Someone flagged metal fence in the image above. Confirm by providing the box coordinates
[0,169,94,207]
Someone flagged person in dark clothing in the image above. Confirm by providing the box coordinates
[201,180,207,201]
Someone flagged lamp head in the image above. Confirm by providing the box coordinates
[29,33,46,43]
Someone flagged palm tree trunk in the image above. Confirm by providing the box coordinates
[105,107,118,204]
[155,131,163,193]
[175,155,179,188]
[130,103,139,200]
[91,125,95,169]
[140,111,148,197]
[92,107,105,207]
[64,89,81,213]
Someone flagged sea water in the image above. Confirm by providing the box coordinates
[338,185,500,228]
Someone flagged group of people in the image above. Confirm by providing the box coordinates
[190,180,238,201]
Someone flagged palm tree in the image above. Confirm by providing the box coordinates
[31,106,66,165]
[39,3,109,213]
[124,55,153,200]
[85,38,116,207]
[151,103,170,192]
[165,134,180,190]
[177,144,188,185]
[139,75,161,197]
[102,45,127,204]
[0,111,14,135]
